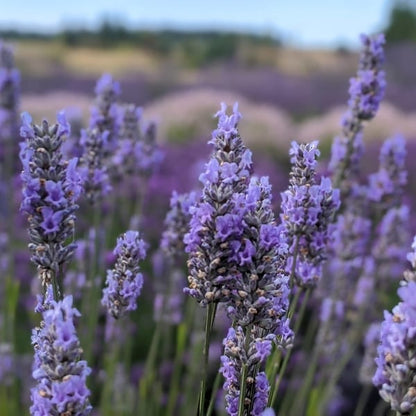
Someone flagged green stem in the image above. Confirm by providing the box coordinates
[206,370,222,416]
[353,385,372,416]
[238,325,253,416]
[198,302,217,415]
[138,319,163,413]
[83,206,103,365]
[269,289,310,409]
[166,299,195,416]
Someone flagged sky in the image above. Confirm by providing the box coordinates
[0,0,393,48]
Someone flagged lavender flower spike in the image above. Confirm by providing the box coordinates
[20,112,83,291]
[330,33,386,189]
[102,230,147,319]
[31,288,92,415]
[281,141,340,288]
[373,281,416,414]
[184,102,253,305]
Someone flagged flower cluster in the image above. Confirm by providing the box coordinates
[184,102,253,305]
[20,112,83,289]
[373,281,416,414]
[281,141,340,288]
[30,290,91,415]
[102,231,147,319]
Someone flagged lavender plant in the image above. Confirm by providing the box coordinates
[20,112,83,298]
[4,28,416,416]
[281,141,340,288]
[330,33,386,193]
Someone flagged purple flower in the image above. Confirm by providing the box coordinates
[102,230,147,319]
[30,291,91,415]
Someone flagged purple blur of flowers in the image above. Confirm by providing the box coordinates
[113,104,163,179]
[220,326,272,416]
[102,230,147,319]
[78,127,111,204]
[184,102,253,306]
[359,322,381,385]
[368,134,407,209]
[281,141,340,288]
[373,280,416,414]
[330,33,386,190]
[30,287,92,415]
[161,190,198,260]
[372,205,410,286]
[19,112,83,289]
[89,73,121,154]
[326,212,372,299]
[0,41,20,144]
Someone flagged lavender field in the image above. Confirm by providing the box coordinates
[1,28,416,416]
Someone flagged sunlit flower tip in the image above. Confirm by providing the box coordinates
[20,111,34,139]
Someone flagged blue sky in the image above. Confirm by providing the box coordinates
[0,0,392,48]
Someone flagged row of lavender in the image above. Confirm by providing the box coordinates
[0,33,413,416]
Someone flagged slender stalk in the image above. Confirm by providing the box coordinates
[267,236,301,405]
[206,370,222,416]
[372,398,388,416]
[198,302,217,415]
[99,336,121,416]
[238,363,249,416]
[269,289,310,408]
[238,325,253,416]
[166,299,196,416]
[83,206,103,365]
[354,385,372,416]
[138,318,163,414]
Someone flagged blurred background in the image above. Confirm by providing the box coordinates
[1,0,416,193]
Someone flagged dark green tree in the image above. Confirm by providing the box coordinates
[385,0,416,42]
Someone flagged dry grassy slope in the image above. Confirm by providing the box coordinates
[13,39,359,78]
